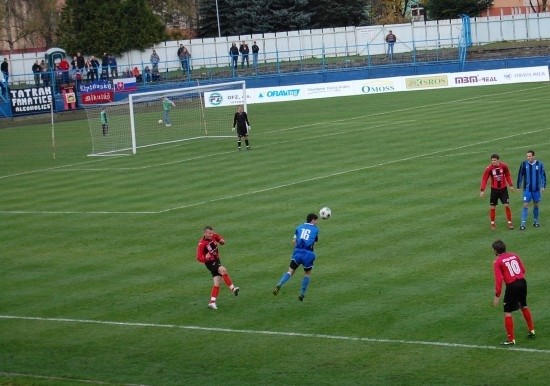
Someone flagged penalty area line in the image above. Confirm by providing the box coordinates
[1,314,549,354]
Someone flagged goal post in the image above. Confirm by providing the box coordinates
[84,80,247,156]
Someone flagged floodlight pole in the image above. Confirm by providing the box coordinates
[215,0,221,37]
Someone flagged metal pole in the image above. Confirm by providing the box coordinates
[215,0,221,37]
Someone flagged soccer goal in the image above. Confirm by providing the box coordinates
[85,80,247,156]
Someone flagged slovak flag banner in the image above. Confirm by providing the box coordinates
[114,77,137,92]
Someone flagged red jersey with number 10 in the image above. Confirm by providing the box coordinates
[481,162,513,191]
[493,252,526,297]
[196,233,225,263]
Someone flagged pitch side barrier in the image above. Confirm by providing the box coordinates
[203,66,549,108]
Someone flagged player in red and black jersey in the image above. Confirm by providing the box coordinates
[491,239,535,345]
[480,154,515,230]
[196,226,239,310]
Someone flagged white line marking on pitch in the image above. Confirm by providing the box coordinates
[1,84,546,179]
[1,315,549,354]
[1,127,548,215]
[0,371,149,386]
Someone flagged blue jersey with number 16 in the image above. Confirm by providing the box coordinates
[294,223,319,251]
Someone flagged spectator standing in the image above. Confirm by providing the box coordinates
[517,150,546,230]
[196,226,240,310]
[58,57,70,84]
[76,52,85,71]
[85,57,93,81]
[101,53,109,80]
[150,49,160,72]
[273,213,320,302]
[32,60,42,86]
[91,56,100,80]
[385,30,397,60]
[239,40,250,68]
[252,41,259,68]
[480,153,515,230]
[40,60,50,87]
[109,55,118,79]
[229,43,239,69]
[491,239,535,345]
[177,44,191,73]
[70,56,77,70]
[1,58,9,85]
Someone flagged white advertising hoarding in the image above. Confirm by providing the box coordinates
[203,66,549,108]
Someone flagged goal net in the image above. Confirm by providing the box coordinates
[84,80,247,156]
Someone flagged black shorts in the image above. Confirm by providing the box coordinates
[237,127,248,137]
[205,259,222,277]
[503,278,528,313]
[490,188,510,206]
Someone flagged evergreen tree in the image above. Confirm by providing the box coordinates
[121,0,167,51]
[226,0,268,35]
[262,0,311,32]
[58,0,166,56]
[198,0,232,37]
[309,0,368,29]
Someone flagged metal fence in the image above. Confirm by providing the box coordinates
[2,12,550,88]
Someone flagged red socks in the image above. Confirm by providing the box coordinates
[222,273,233,287]
[505,206,512,222]
[210,286,220,302]
[504,315,514,341]
[490,208,496,222]
[521,308,534,331]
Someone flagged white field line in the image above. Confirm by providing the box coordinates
[1,314,549,354]
[1,127,549,215]
[0,371,149,386]
[1,83,547,179]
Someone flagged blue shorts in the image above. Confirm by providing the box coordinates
[522,190,541,203]
[290,249,316,271]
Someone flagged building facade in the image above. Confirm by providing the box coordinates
[482,0,549,17]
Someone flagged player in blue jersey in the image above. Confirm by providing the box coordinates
[273,213,319,301]
[517,150,546,230]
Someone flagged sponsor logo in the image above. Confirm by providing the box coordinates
[209,93,223,105]
[455,76,497,84]
[266,89,300,97]
[361,81,395,93]
[405,75,448,89]
[307,85,350,95]
[514,72,546,78]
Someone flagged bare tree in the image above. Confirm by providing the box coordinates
[0,0,60,52]
[528,0,548,13]
[148,0,198,37]
[27,0,60,48]
[0,0,32,51]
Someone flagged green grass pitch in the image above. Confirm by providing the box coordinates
[1,82,550,385]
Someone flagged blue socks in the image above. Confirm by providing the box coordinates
[300,276,310,296]
[278,272,291,286]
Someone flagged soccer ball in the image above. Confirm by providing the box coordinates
[319,207,331,219]
[158,119,163,124]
